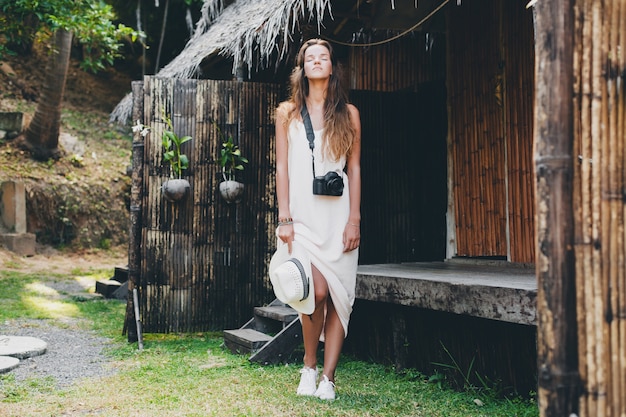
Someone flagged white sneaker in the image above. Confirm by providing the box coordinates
[314,375,336,400]
[296,367,318,396]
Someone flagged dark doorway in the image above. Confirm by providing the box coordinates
[351,81,447,265]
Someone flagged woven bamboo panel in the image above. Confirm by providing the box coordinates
[448,0,507,258]
[135,77,280,333]
[448,0,535,262]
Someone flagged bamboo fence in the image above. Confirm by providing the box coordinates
[129,77,281,333]
[572,0,626,415]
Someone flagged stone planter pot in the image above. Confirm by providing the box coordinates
[162,178,190,202]
[219,180,244,204]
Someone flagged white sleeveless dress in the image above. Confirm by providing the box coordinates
[285,118,359,339]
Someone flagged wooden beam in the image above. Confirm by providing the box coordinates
[356,262,537,325]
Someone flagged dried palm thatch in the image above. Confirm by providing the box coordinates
[110,0,332,123]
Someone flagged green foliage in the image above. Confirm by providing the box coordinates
[0,0,142,73]
[69,154,84,167]
[430,341,521,402]
[432,341,478,390]
[161,115,192,179]
[218,133,249,181]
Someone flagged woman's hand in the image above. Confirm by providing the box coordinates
[277,224,295,253]
[343,223,360,252]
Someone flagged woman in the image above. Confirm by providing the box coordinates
[274,38,361,401]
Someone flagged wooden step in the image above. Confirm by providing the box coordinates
[95,279,122,298]
[253,305,298,333]
[112,266,129,283]
[223,328,272,355]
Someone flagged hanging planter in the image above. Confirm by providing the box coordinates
[160,115,192,203]
[162,178,191,202]
[219,179,244,204]
[217,133,248,204]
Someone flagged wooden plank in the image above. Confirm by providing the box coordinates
[224,328,272,352]
[356,262,536,325]
[253,306,298,323]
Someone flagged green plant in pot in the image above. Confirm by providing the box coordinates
[218,134,248,203]
[161,115,192,202]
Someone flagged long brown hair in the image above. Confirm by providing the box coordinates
[282,39,356,160]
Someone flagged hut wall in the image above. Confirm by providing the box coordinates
[343,0,538,396]
[133,77,280,333]
[447,0,535,262]
[348,33,446,91]
[346,0,535,263]
[346,30,448,264]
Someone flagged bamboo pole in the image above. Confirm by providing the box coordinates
[617,0,626,413]
[572,100,588,417]
[571,2,585,416]
[616,2,625,414]
[533,0,580,415]
[605,0,621,409]
[590,1,607,415]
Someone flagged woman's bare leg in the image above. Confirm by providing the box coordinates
[301,265,328,369]
[320,297,344,382]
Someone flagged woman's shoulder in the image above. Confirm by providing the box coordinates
[347,103,360,124]
[346,103,359,115]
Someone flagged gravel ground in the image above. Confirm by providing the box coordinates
[0,319,117,388]
[0,280,119,388]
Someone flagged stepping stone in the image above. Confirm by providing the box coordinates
[0,336,47,359]
[0,356,20,373]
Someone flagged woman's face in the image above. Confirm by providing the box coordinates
[302,44,332,80]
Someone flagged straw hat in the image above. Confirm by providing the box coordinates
[269,241,315,315]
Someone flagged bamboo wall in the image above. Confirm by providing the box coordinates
[348,33,446,91]
[132,77,280,333]
[447,0,535,262]
[572,0,626,415]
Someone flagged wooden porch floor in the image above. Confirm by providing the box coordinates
[355,260,537,326]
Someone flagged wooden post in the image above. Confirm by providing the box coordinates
[532,0,580,415]
[125,80,145,343]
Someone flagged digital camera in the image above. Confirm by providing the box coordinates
[313,171,344,196]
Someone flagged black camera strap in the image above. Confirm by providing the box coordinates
[300,105,317,178]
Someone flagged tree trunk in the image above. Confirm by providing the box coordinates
[154,0,170,73]
[21,29,73,161]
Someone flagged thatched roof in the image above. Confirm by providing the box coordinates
[110,0,332,123]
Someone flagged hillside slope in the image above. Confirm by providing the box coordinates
[0,49,136,250]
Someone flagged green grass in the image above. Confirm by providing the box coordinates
[0,268,538,417]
